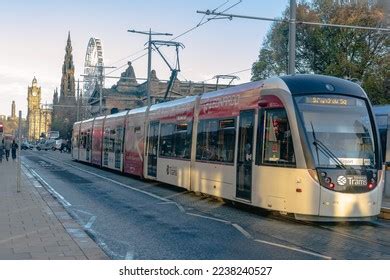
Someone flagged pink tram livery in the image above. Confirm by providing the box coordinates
[72,75,384,221]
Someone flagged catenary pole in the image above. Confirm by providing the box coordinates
[77,79,80,121]
[288,0,296,75]
[127,29,173,107]
[17,110,21,193]
[147,29,152,107]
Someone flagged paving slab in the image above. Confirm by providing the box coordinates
[0,158,108,259]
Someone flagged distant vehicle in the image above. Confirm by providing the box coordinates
[54,139,66,150]
[48,131,60,140]
[21,141,33,150]
[37,139,56,151]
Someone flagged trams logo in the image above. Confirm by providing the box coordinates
[336,175,367,186]
[337,176,347,186]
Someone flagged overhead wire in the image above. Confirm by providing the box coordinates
[105,0,242,78]
[200,67,252,83]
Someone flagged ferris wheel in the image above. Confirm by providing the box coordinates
[83,37,104,99]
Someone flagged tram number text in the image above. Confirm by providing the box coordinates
[212,266,272,276]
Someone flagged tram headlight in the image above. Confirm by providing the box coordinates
[324,177,332,184]
[368,178,376,190]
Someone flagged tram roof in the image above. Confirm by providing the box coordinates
[280,74,366,98]
[373,105,390,115]
[149,95,197,111]
[199,81,264,100]
[94,115,106,121]
[128,106,147,115]
[105,110,129,119]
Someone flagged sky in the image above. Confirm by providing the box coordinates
[0,0,289,117]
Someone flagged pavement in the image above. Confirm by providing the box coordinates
[0,156,108,260]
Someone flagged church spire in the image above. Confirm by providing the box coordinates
[53,88,58,105]
[60,32,76,102]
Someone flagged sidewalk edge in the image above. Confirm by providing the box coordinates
[22,162,109,260]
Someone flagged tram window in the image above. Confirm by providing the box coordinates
[174,123,192,159]
[81,132,87,149]
[108,128,116,152]
[115,126,124,153]
[160,123,175,157]
[103,128,112,152]
[196,118,236,163]
[257,109,295,167]
[160,122,192,159]
[86,130,91,150]
[148,122,159,156]
[73,134,79,148]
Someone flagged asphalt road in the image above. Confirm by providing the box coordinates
[21,150,390,260]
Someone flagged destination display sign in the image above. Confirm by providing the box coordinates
[305,96,351,106]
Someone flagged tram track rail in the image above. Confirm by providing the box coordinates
[271,214,390,248]
[23,151,389,259]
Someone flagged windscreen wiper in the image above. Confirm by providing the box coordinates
[310,122,346,169]
[313,139,347,169]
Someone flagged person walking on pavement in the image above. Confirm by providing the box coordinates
[0,139,4,163]
[60,140,66,153]
[4,138,11,161]
[11,140,18,161]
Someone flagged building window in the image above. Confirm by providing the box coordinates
[196,118,236,163]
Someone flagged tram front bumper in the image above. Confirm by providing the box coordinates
[318,184,382,218]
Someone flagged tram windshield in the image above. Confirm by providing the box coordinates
[295,95,376,169]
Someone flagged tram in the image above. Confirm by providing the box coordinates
[72,74,383,221]
[373,105,390,198]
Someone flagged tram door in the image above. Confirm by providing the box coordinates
[236,110,255,200]
[86,129,91,162]
[147,121,159,177]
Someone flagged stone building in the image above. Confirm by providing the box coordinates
[27,77,52,140]
[0,101,26,138]
[52,32,77,139]
[88,62,232,116]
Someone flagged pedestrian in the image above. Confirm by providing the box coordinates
[11,140,18,161]
[60,141,65,153]
[66,139,71,153]
[4,138,11,161]
[0,139,4,163]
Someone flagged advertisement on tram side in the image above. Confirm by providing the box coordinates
[124,114,146,177]
[199,86,261,119]
[91,117,105,166]
[102,114,127,171]
[148,98,196,123]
